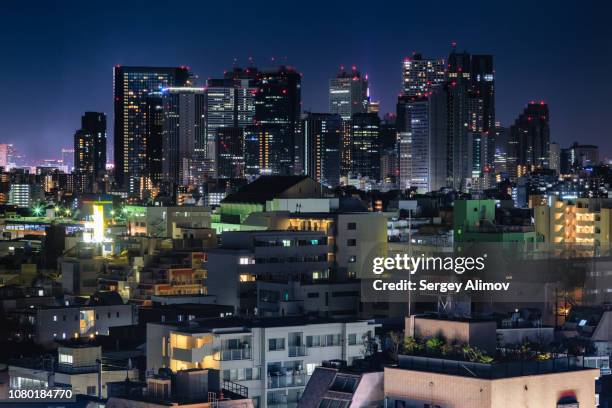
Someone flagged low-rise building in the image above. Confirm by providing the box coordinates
[146,316,379,408]
[8,341,138,398]
[12,291,136,345]
[384,354,598,408]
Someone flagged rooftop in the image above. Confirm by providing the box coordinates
[222,175,310,205]
[169,316,372,334]
[392,354,596,380]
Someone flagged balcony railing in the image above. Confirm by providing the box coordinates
[215,348,252,361]
[267,373,307,389]
[288,345,307,357]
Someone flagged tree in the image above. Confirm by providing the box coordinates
[388,331,403,361]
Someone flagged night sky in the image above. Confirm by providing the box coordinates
[1,1,611,161]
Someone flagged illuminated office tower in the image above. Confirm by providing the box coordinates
[217,127,245,179]
[508,101,550,179]
[396,88,447,192]
[470,54,495,175]
[250,66,301,175]
[61,148,74,173]
[549,142,561,174]
[206,67,258,176]
[444,48,496,190]
[160,87,206,188]
[349,112,380,181]
[494,123,509,176]
[566,142,599,169]
[113,65,190,192]
[8,184,31,208]
[74,112,107,193]
[329,67,368,121]
[302,112,342,187]
[145,92,165,185]
[402,53,446,97]
[379,116,398,183]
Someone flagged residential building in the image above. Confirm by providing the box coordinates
[146,316,378,408]
[9,341,138,398]
[74,112,107,193]
[206,230,332,313]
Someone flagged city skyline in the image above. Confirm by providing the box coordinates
[1,1,611,160]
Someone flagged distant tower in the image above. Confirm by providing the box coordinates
[74,112,106,193]
[508,101,550,180]
[113,65,190,192]
[402,53,446,97]
[329,67,368,121]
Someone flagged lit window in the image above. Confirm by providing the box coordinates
[59,353,73,364]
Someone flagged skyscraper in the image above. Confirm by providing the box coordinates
[379,115,398,184]
[249,66,301,176]
[329,67,368,121]
[549,142,561,174]
[470,54,496,175]
[206,67,258,177]
[348,112,381,181]
[445,48,495,191]
[113,65,190,192]
[402,53,446,97]
[396,87,447,192]
[565,142,600,169]
[61,148,74,173]
[217,127,245,179]
[145,92,165,186]
[508,101,550,179]
[74,112,107,193]
[302,112,342,187]
[160,87,206,188]
[493,123,509,176]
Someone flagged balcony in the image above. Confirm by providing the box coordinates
[268,373,307,389]
[215,347,252,361]
[172,344,212,363]
[288,345,307,357]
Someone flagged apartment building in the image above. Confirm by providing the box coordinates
[125,205,212,238]
[256,280,360,318]
[535,196,612,247]
[265,212,388,281]
[206,230,332,313]
[146,316,379,408]
[9,341,137,398]
[11,292,136,345]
